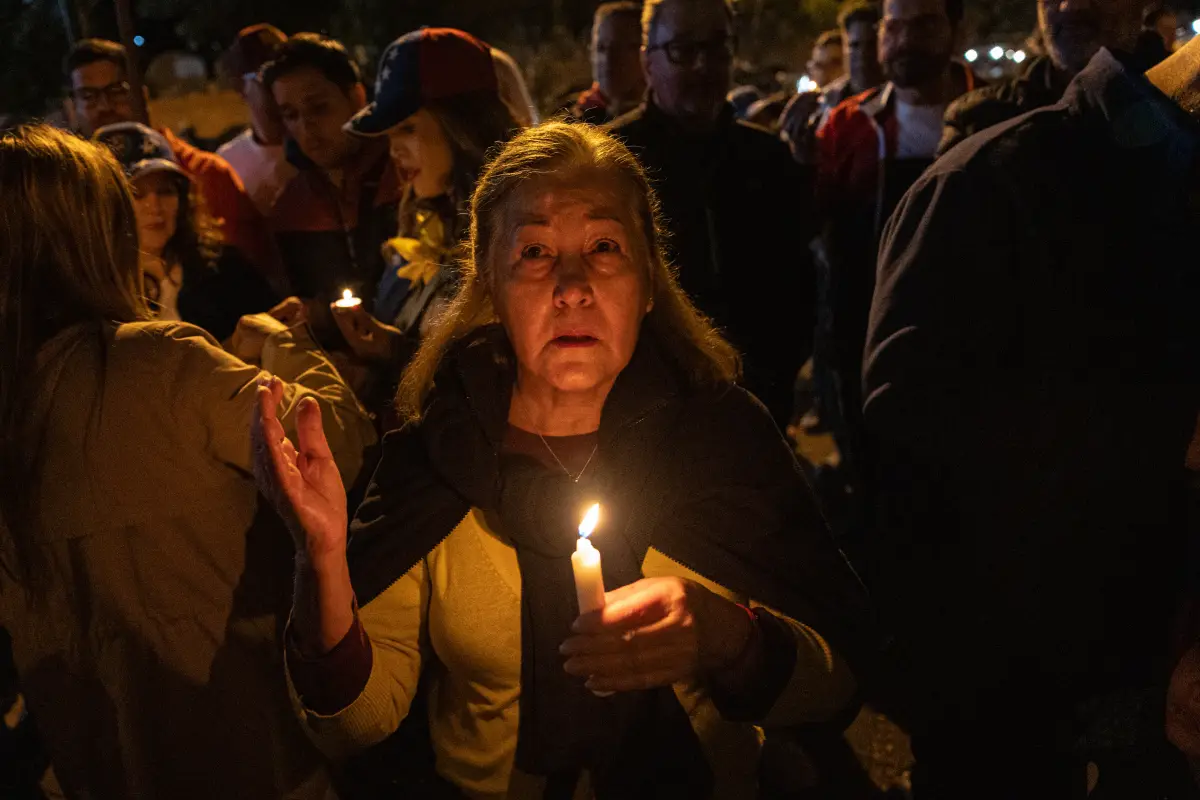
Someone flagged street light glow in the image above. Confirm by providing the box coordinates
[965,49,978,62]
[989,46,1004,60]
[1013,50,1027,63]
[1193,18,1200,34]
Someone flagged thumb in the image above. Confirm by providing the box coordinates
[295,395,334,461]
[330,304,355,337]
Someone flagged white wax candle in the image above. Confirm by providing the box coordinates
[571,504,613,697]
[571,535,606,614]
[572,504,605,613]
[334,288,362,309]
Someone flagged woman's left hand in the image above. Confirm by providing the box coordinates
[560,577,754,693]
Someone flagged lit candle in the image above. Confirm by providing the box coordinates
[333,288,361,309]
[571,503,605,614]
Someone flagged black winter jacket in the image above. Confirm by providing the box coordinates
[937,55,1072,156]
[865,48,1200,741]
[607,99,818,425]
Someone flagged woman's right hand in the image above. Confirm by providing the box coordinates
[252,375,348,561]
[331,302,403,363]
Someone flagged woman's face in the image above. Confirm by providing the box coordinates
[387,109,454,199]
[496,181,650,399]
[131,171,181,257]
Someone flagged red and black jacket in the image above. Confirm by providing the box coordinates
[269,138,402,307]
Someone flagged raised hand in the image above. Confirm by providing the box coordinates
[251,375,348,560]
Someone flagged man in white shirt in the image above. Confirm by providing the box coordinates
[813,0,979,479]
[218,24,297,216]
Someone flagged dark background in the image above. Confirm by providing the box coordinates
[0,0,1059,121]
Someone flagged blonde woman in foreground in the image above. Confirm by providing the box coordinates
[0,125,375,799]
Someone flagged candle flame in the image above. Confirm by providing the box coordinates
[579,503,600,539]
[341,288,355,302]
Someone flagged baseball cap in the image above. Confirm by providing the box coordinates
[346,28,498,136]
[225,23,287,81]
[93,122,190,183]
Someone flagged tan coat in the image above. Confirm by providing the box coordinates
[0,321,376,799]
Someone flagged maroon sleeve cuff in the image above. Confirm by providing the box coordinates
[708,607,797,722]
[287,613,374,715]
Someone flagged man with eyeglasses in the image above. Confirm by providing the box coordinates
[63,39,280,291]
[217,24,298,217]
[573,2,646,124]
[939,0,1144,154]
[607,0,817,429]
[811,0,978,483]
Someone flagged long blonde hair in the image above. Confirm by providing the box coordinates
[0,125,148,586]
[395,121,740,421]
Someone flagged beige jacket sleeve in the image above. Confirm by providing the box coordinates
[642,547,857,727]
[139,322,376,485]
[288,558,429,760]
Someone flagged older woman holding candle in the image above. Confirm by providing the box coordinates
[255,122,874,798]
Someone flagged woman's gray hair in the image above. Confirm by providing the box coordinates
[394,121,740,422]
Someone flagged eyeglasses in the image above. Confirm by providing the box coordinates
[72,81,132,107]
[646,35,735,66]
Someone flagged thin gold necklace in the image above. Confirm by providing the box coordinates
[537,432,598,483]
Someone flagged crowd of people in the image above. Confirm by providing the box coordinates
[1,0,1200,797]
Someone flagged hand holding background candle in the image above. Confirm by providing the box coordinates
[333,288,362,309]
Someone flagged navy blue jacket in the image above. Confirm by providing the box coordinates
[863,49,1200,729]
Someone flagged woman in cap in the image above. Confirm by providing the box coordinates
[95,121,277,343]
[326,29,523,376]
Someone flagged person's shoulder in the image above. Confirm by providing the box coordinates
[689,380,775,418]
[730,117,792,159]
[605,106,654,144]
[946,80,1014,119]
[819,86,886,152]
[944,72,1035,136]
[268,169,320,222]
[215,128,252,158]
[605,107,657,161]
[113,320,223,352]
[934,91,1068,177]
[675,382,788,458]
[606,104,646,129]
[825,85,885,127]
